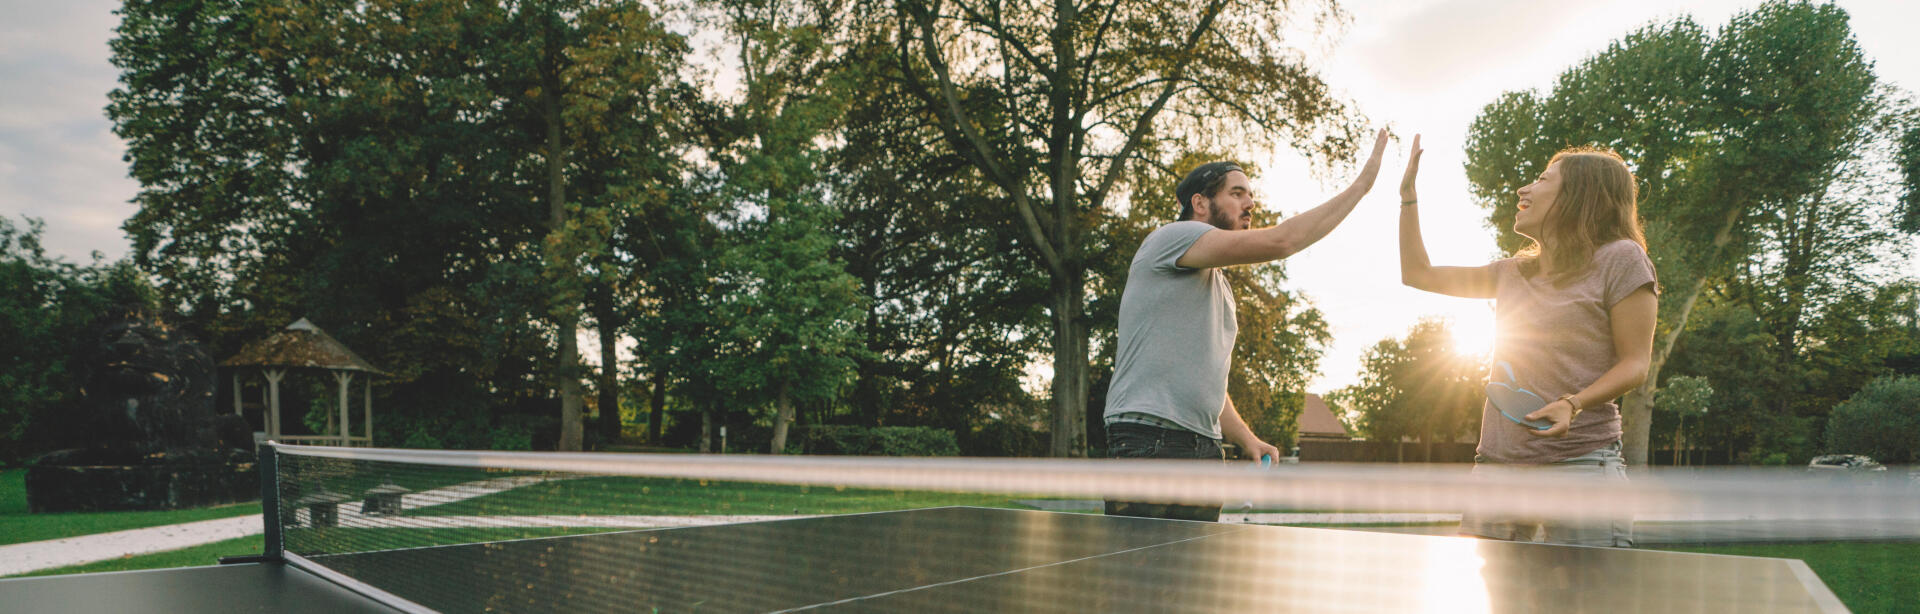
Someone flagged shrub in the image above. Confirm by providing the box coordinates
[795,425,958,456]
[1824,376,1920,464]
[959,421,1047,457]
[869,427,960,456]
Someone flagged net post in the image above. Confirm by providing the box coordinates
[258,441,283,562]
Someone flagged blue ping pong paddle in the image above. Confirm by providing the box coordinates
[1485,361,1554,431]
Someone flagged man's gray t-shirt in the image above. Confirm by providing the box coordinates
[1103,221,1236,439]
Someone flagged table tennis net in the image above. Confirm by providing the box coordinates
[266,443,1918,613]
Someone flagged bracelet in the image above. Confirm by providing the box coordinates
[1401,200,1417,206]
[1557,394,1583,418]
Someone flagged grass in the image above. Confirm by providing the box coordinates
[1652,541,1920,614]
[0,468,261,546]
[408,475,1038,516]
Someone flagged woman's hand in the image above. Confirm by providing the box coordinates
[1524,399,1575,438]
[1399,134,1423,204]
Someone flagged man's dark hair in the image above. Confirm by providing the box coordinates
[1176,161,1244,220]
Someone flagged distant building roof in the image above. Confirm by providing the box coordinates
[1298,393,1349,440]
[221,318,383,375]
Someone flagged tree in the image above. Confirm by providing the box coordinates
[1823,375,1920,464]
[827,70,1050,435]
[691,0,870,454]
[110,0,697,450]
[1653,375,1712,466]
[1898,117,1920,233]
[888,0,1367,456]
[1330,318,1483,462]
[1464,1,1895,465]
[0,218,158,464]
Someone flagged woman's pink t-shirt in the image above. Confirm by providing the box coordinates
[1477,239,1658,464]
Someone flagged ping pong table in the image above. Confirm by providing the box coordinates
[0,506,1846,613]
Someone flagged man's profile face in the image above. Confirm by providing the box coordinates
[1198,170,1255,231]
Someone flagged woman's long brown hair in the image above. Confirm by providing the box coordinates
[1517,147,1647,285]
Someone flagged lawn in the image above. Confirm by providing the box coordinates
[1653,541,1920,614]
[0,469,261,546]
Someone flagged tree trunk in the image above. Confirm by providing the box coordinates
[1622,272,1706,467]
[1048,271,1090,457]
[698,406,712,453]
[596,309,620,447]
[1673,416,1682,467]
[547,82,585,452]
[1621,202,1746,466]
[770,383,795,454]
[648,363,666,443]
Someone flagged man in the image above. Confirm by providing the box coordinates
[1103,129,1389,521]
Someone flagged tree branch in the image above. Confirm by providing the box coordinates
[897,0,1065,278]
[1087,0,1230,209]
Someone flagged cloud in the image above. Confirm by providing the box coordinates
[1344,0,1602,93]
[0,0,137,262]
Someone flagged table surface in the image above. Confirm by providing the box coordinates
[0,506,1846,613]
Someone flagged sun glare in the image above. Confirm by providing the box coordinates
[1448,312,1496,359]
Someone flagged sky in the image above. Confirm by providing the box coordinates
[3,0,1917,394]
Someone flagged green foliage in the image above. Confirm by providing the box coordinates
[108,0,696,451]
[958,421,1048,457]
[1823,375,1920,464]
[795,426,960,456]
[400,427,445,450]
[0,217,159,464]
[1899,119,1920,233]
[1330,318,1484,460]
[825,39,1050,436]
[1655,376,1713,417]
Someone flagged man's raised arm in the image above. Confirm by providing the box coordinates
[1178,129,1390,269]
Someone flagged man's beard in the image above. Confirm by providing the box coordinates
[1207,208,1243,230]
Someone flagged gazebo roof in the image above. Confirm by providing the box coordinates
[1298,393,1350,440]
[221,318,384,375]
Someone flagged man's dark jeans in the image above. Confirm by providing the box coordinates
[1103,422,1223,522]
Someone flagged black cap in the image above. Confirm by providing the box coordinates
[1176,161,1244,220]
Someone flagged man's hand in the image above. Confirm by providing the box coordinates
[1524,400,1576,438]
[1399,134,1423,203]
[1240,438,1282,463]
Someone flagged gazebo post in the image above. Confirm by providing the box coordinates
[232,373,243,416]
[264,369,287,442]
[334,371,353,447]
[364,378,373,445]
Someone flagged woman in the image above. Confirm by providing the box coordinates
[1397,135,1658,547]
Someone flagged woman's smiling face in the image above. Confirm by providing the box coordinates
[1514,162,1564,239]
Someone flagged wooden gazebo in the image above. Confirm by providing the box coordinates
[222,318,384,447]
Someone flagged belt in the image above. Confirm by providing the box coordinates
[1106,412,1189,431]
